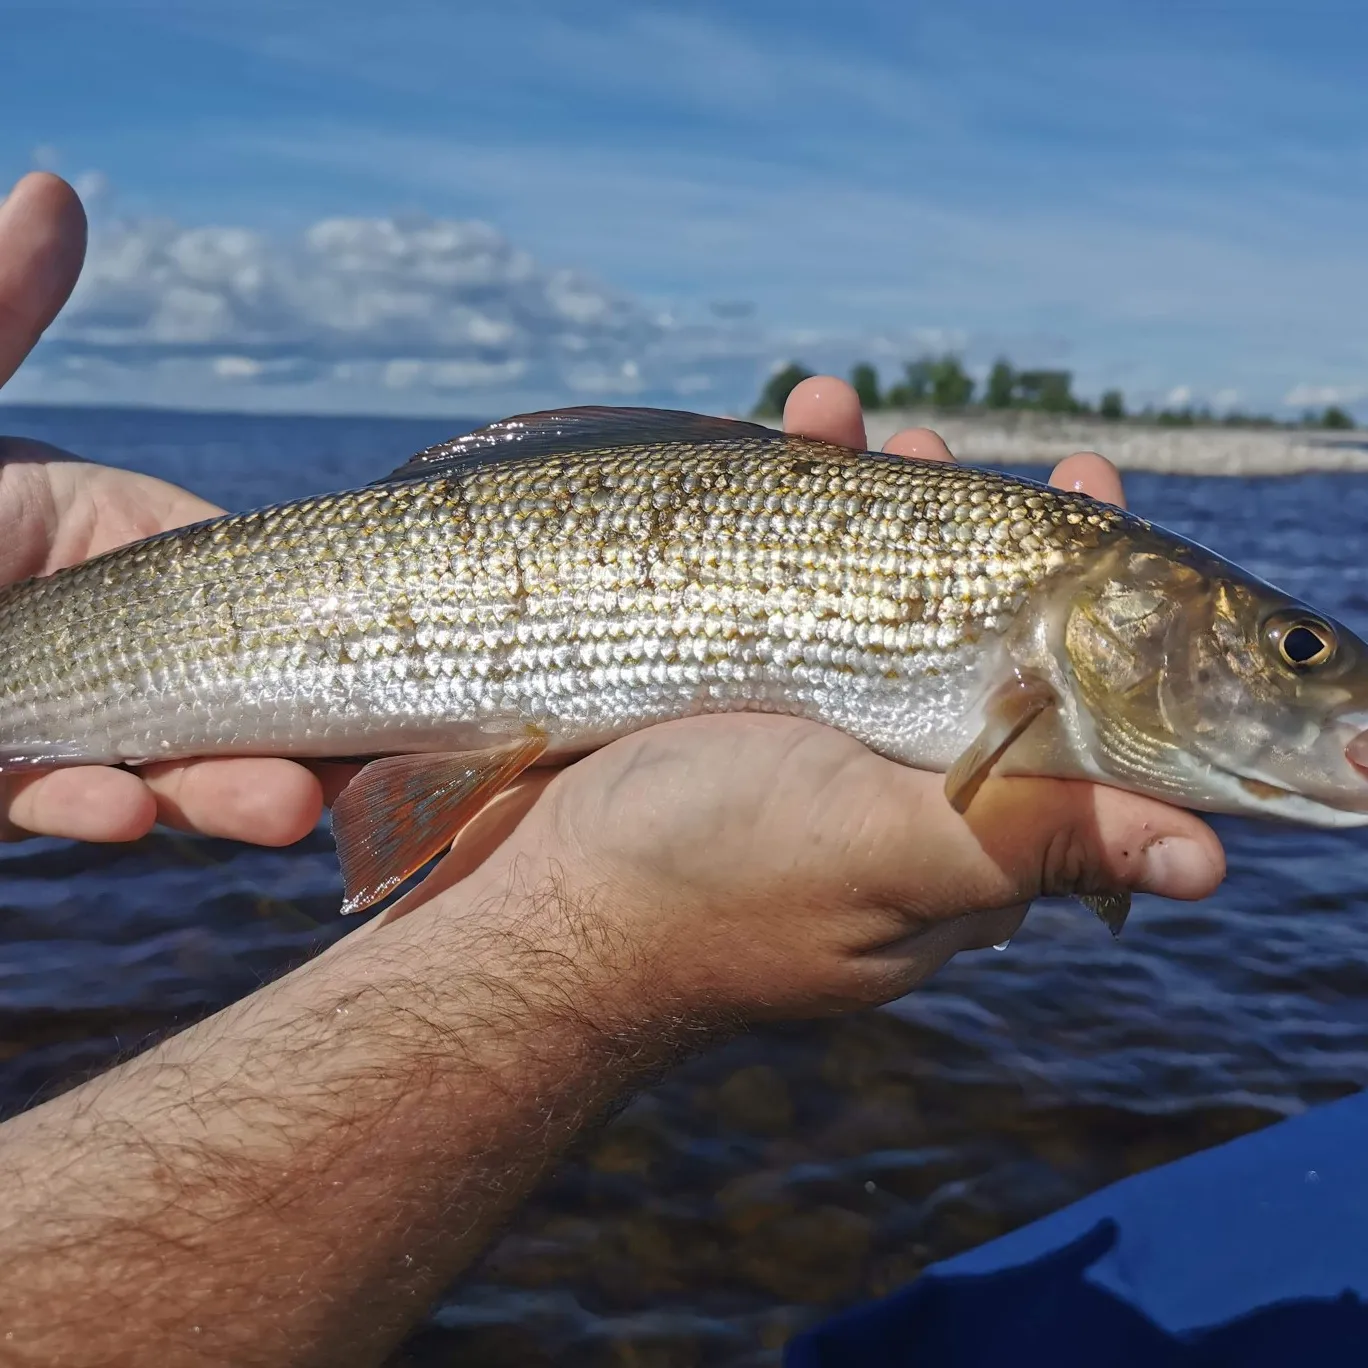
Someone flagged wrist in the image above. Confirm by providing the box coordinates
[473,792,808,1031]
[375,844,725,1078]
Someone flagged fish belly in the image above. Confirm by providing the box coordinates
[0,627,991,772]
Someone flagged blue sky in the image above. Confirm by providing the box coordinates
[3,0,1366,417]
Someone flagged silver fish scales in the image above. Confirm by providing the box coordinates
[0,419,1120,768]
[2,406,1366,922]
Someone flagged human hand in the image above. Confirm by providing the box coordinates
[0,173,338,845]
[780,373,1128,507]
[384,376,1224,1015]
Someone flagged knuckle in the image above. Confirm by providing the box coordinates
[1039,820,1111,898]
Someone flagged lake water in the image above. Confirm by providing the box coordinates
[3,403,1368,1367]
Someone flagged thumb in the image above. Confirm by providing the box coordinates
[867,772,1225,929]
[971,776,1225,904]
[0,173,87,388]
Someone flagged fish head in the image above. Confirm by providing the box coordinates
[1061,532,1368,826]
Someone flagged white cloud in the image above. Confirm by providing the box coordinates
[382,358,527,390]
[224,112,1368,417]
[212,355,264,379]
[1284,383,1367,408]
[34,207,771,409]
[565,359,644,395]
[18,162,1354,417]
[674,374,714,395]
[70,170,110,206]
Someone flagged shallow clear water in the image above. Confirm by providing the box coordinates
[2,403,1367,1367]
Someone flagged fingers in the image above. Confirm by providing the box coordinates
[863,770,1223,929]
[880,428,1128,505]
[968,776,1222,901]
[1048,451,1126,508]
[782,376,866,449]
[880,428,1127,503]
[782,374,963,469]
[2,758,327,846]
[841,772,1223,1002]
[781,373,1128,508]
[139,758,325,846]
[0,174,87,388]
[2,767,157,843]
[881,427,954,462]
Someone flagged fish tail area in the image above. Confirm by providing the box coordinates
[332,734,548,916]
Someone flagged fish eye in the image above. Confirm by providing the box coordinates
[1267,614,1337,670]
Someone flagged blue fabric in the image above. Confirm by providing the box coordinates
[786,1088,1368,1366]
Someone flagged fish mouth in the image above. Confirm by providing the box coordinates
[1347,727,1368,781]
[1237,774,1303,803]
[1224,778,1368,827]
[1208,720,1368,828]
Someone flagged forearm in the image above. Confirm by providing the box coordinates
[0,864,703,1367]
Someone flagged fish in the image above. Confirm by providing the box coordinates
[1,405,1366,934]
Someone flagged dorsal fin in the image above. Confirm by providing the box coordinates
[377,406,782,483]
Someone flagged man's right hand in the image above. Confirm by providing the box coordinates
[419,702,1225,1025]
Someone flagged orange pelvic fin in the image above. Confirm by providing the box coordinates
[332,735,547,916]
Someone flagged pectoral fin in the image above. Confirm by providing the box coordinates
[1077,891,1132,938]
[945,670,1059,814]
[332,735,547,915]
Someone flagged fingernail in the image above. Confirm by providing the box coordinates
[1139,837,1211,897]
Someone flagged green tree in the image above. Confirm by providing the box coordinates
[929,355,974,408]
[1322,405,1354,430]
[1157,407,1195,427]
[1015,369,1076,413]
[1099,389,1125,421]
[850,361,881,410]
[885,358,933,408]
[985,359,1015,409]
[753,361,812,417]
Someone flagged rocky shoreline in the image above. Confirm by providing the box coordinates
[748,408,1368,475]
